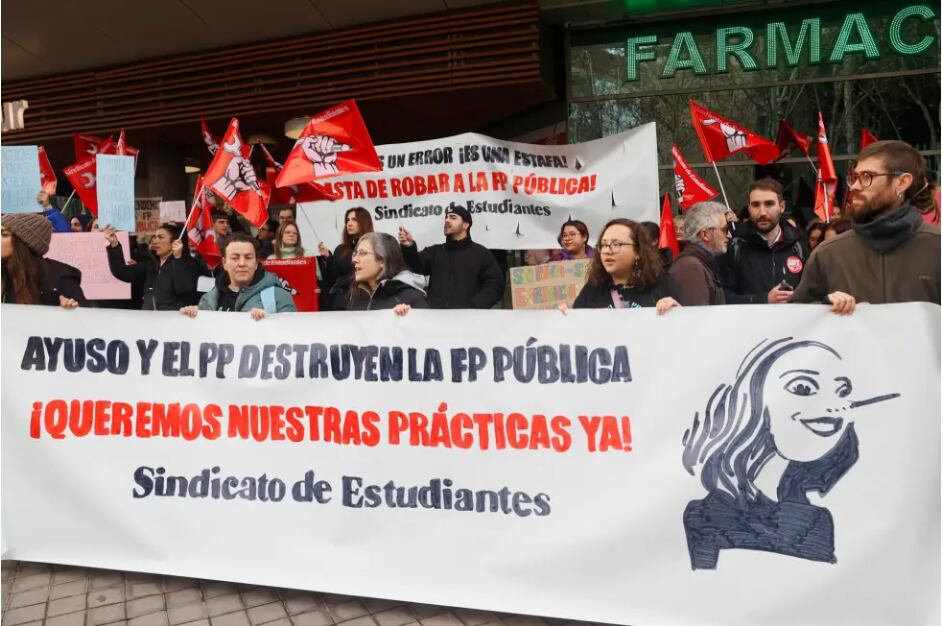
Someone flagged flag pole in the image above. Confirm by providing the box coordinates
[709,160,731,210]
[297,203,322,242]
[822,181,831,225]
[59,189,77,214]
[804,154,819,177]
[179,181,205,241]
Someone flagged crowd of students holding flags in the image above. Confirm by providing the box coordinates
[2,99,939,316]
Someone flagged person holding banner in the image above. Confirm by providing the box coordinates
[182,233,296,319]
[319,207,374,311]
[1,213,88,308]
[792,140,941,312]
[397,206,504,310]
[104,222,201,311]
[567,218,680,313]
[550,220,594,262]
[347,232,428,314]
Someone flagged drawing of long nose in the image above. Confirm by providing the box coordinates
[849,393,901,409]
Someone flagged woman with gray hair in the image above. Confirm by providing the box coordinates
[347,232,429,314]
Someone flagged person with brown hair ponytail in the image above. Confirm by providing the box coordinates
[1,213,87,308]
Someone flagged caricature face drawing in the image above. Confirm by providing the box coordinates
[763,346,854,463]
[681,338,900,570]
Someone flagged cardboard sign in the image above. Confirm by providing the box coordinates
[261,257,319,312]
[1,145,41,213]
[134,197,162,236]
[1,304,939,626]
[44,231,131,300]
[96,154,135,231]
[510,258,591,309]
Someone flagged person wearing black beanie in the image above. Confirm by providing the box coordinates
[397,202,504,309]
[1,213,88,307]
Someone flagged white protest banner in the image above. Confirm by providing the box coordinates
[1,145,42,213]
[510,259,591,309]
[2,304,939,626]
[159,200,187,223]
[297,125,658,250]
[96,154,135,232]
[45,232,131,300]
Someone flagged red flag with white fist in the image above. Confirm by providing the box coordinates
[38,146,57,194]
[73,133,113,161]
[814,112,838,222]
[689,100,779,165]
[276,99,382,188]
[203,118,270,228]
[185,176,221,270]
[671,145,717,210]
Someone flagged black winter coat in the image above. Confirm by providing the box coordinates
[573,273,681,309]
[402,236,505,309]
[348,275,430,311]
[323,240,358,311]
[1,258,89,307]
[721,221,809,304]
[106,244,201,310]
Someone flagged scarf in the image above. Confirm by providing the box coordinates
[852,202,922,253]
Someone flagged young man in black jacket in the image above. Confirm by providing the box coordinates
[722,178,809,304]
[397,205,505,309]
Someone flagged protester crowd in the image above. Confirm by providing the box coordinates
[2,140,939,317]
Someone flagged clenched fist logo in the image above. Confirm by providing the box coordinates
[702,119,747,152]
[674,174,686,202]
[215,135,261,200]
[298,134,351,177]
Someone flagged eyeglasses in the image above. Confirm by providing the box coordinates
[847,169,904,188]
[352,250,376,259]
[595,240,635,254]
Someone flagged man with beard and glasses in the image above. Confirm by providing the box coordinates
[722,178,809,304]
[792,140,940,314]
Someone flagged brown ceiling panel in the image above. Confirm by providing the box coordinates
[1,2,546,146]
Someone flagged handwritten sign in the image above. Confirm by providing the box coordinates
[1,146,41,213]
[45,232,131,300]
[510,258,591,309]
[96,154,135,231]
[134,197,162,236]
[159,200,186,223]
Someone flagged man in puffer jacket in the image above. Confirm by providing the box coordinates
[180,233,296,320]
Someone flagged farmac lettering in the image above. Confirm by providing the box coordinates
[20,336,632,384]
[627,5,938,80]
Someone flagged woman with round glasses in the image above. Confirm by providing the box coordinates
[348,232,428,314]
[567,218,682,312]
[550,219,593,261]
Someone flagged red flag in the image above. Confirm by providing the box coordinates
[775,119,813,159]
[259,142,337,203]
[185,176,221,270]
[672,145,717,210]
[814,113,839,222]
[73,133,113,161]
[38,146,57,194]
[276,99,382,188]
[860,128,878,150]
[689,100,779,165]
[201,119,220,157]
[63,156,100,215]
[203,118,270,228]
[113,129,140,165]
[261,258,320,312]
[658,194,680,258]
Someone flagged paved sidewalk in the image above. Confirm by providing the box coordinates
[0,562,601,626]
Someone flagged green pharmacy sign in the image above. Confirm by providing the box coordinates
[626,4,938,80]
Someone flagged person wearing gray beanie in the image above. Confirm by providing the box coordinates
[1,213,88,307]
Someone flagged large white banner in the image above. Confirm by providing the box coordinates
[2,304,940,626]
[296,125,659,250]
